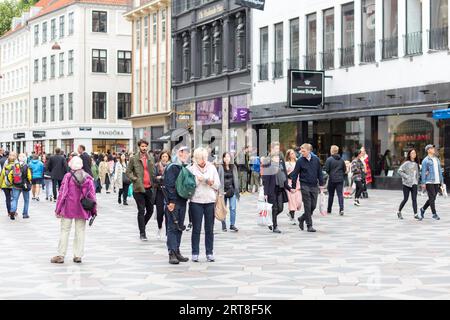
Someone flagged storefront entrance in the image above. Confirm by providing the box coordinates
[92,139,130,154]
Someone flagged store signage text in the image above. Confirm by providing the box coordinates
[33,131,46,138]
[61,130,71,136]
[198,3,224,20]
[395,134,431,142]
[288,70,324,109]
[99,130,124,136]
[235,0,265,11]
[13,133,25,139]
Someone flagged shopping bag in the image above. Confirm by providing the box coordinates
[441,184,448,198]
[319,191,328,216]
[257,201,273,227]
[128,184,133,197]
[215,192,228,221]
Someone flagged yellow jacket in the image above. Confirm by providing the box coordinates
[0,161,15,189]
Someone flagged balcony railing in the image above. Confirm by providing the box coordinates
[381,36,398,59]
[320,50,334,70]
[258,63,268,81]
[360,40,376,63]
[340,46,354,67]
[429,27,448,51]
[288,57,299,70]
[304,53,317,70]
[404,31,423,56]
[272,60,284,79]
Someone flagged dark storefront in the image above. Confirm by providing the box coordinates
[171,0,252,153]
[251,83,450,189]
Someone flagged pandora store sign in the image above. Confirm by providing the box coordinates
[98,129,125,136]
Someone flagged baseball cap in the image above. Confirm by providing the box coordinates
[425,144,435,152]
[178,146,189,152]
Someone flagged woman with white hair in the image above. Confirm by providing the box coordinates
[51,156,97,264]
[188,147,220,262]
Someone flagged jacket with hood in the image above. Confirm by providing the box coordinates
[0,160,15,189]
[55,169,97,220]
[29,159,45,179]
[324,154,347,184]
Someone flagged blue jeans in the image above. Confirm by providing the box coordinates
[11,188,30,216]
[221,194,237,228]
[165,200,187,252]
[190,202,215,256]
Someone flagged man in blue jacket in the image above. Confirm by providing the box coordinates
[289,143,324,232]
[420,144,444,220]
[164,145,191,265]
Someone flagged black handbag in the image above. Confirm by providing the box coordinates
[122,172,131,185]
[70,171,96,212]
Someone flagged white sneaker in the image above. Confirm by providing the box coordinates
[156,228,162,240]
[206,254,215,262]
[192,255,199,262]
[354,200,360,206]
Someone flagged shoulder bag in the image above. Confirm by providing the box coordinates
[70,171,96,212]
[214,191,228,221]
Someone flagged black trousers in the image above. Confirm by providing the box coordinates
[328,181,344,212]
[52,179,62,199]
[355,180,364,199]
[133,188,154,235]
[399,185,418,214]
[300,185,319,228]
[155,188,166,229]
[3,189,12,213]
[118,183,130,203]
[423,184,440,215]
[270,187,285,229]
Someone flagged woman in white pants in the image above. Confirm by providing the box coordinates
[51,156,97,264]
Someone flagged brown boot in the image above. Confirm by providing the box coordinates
[73,257,82,263]
[51,256,64,264]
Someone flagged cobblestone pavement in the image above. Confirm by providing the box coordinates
[0,188,449,300]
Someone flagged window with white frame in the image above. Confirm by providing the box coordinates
[59,52,64,76]
[92,11,107,32]
[51,19,56,40]
[42,57,47,80]
[68,50,74,75]
[289,18,299,70]
[382,0,398,59]
[162,9,166,41]
[118,51,131,73]
[69,12,74,35]
[92,92,107,119]
[306,13,317,69]
[34,25,39,46]
[361,0,376,63]
[341,2,355,67]
[92,49,107,73]
[59,94,64,121]
[42,22,47,43]
[406,0,422,55]
[59,15,65,38]
[273,22,283,78]
[323,8,334,69]
[50,55,55,78]
[42,97,47,123]
[34,98,38,123]
[68,93,73,120]
[50,95,55,122]
[153,13,157,44]
[34,59,39,82]
[144,16,149,47]
[430,0,448,50]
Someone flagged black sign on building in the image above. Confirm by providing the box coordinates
[13,133,25,139]
[32,131,46,138]
[235,0,265,10]
[288,70,324,109]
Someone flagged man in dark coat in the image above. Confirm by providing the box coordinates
[77,145,93,177]
[46,147,68,201]
[324,145,347,216]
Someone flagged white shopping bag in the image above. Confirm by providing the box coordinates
[318,191,328,216]
[257,200,273,227]
[441,184,448,198]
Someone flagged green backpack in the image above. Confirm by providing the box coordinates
[170,164,197,199]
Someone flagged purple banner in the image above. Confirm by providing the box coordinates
[196,98,223,125]
[230,95,250,123]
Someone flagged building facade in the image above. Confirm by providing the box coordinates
[251,0,450,188]
[0,11,33,154]
[124,0,172,152]
[171,0,252,156]
[0,0,133,155]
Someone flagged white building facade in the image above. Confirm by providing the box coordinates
[124,0,172,152]
[250,0,450,189]
[0,12,33,154]
[0,0,133,155]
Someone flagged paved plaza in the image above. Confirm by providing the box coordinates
[0,189,449,300]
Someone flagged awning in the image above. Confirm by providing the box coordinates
[433,108,450,120]
[158,128,191,142]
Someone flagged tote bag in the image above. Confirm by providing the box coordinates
[215,192,228,221]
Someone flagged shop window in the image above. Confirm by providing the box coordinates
[361,0,376,63]
[306,13,317,70]
[406,0,422,55]
[382,0,398,59]
[430,0,449,50]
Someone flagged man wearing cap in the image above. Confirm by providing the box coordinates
[163,145,191,264]
[419,144,444,221]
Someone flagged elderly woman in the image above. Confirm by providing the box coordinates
[188,147,220,262]
[51,156,97,264]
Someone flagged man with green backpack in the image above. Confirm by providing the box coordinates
[163,145,196,265]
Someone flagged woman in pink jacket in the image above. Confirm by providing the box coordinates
[51,156,97,264]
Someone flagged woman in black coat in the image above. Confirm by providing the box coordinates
[261,153,290,233]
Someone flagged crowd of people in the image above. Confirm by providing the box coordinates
[0,139,446,265]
